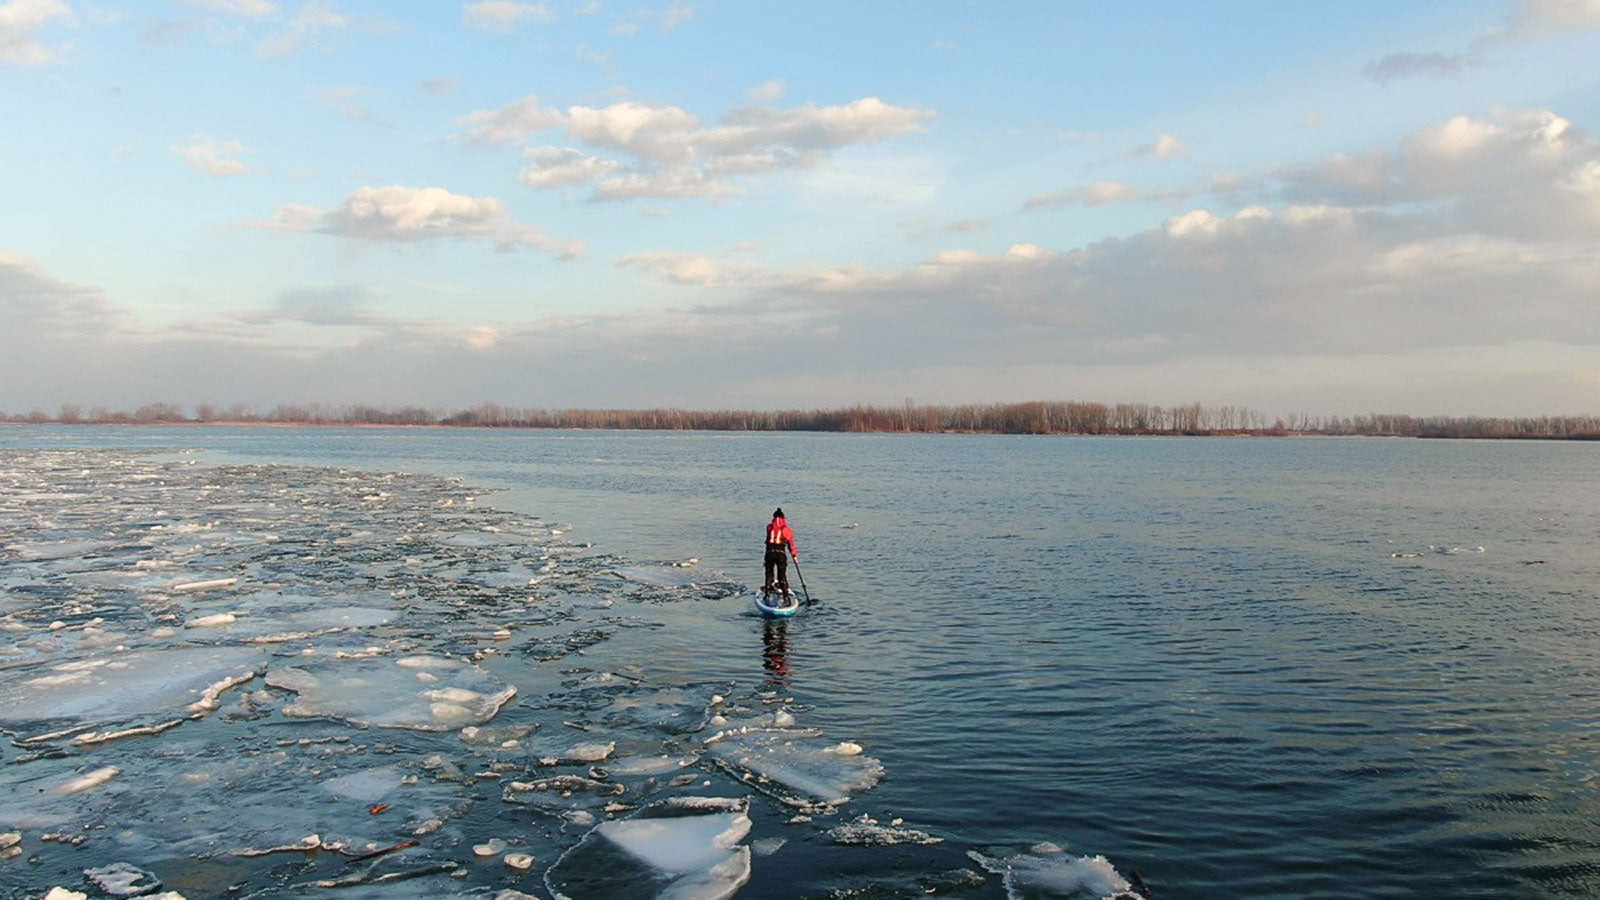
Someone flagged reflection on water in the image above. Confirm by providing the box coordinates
[762,619,791,687]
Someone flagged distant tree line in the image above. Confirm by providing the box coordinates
[3,401,1597,439]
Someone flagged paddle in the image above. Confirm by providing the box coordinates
[790,556,812,606]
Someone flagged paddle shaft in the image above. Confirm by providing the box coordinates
[790,555,811,605]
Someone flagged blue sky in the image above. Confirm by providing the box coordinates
[2,0,1599,417]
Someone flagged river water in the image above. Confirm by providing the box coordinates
[3,425,1598,898]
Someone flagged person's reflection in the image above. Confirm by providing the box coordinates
[762,618,791,687]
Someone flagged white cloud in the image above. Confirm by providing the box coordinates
[1367,0,1600,84]
[1025,181,1139,209]
[1024,180,1190,210]
[617,252,766,286]
[179,0,278,16]
[1278,107,1600,239]
[0,0,73,65]
[456,93,565,146]
[256,1,348,57]
[1510,0,1600,35]
[1147,133,1187,160]
[747,79,785,102]
[174,136,251,176]
[463,1,555,31]
[263,185,585,258]
[519,145,622,188]
[656,0,693,32]
[480,95,931,201]
[0,251,127,337]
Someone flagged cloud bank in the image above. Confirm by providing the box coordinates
[265,185,585,258]
[458,94,934,201]
[5,107,1599,416]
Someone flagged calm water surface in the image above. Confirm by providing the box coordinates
[7,425,1600,897]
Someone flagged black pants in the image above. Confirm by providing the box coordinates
[764,547,789,592]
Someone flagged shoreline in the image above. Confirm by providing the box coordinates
[4,420,1599,441]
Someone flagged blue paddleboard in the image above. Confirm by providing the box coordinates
[754,592,800,617]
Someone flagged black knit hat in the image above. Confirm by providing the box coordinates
[773,507,784,518]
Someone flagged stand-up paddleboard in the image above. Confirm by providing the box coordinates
[754,591,800,617]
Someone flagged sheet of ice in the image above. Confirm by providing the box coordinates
[0,646,266,725]
[266,654,516,730]
[970,844,1136,900]
[827,814,943,846]
[707,728,884,806]
[547,798,752,900]
[322,765,405,803]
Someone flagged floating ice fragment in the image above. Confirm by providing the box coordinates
[233,835,325,857]
[56,766,120,794]
[547,797,751,900]
[0,832,19,850]
[970,845,1135,899]
[538,741,615,765]
[266,655,514,731]
[708,730,883,807]
[0,645,265,725]
[83,861,162,896]
[751,837,786,856]
[73,719,183,746]
[171,577,238,594]
[505,852,534,870]
[474,838,507,857]
[321,766,404,803]
[188,613,238,628]
[44,889,88,900]
[825,742,863,756]
[827,814,942,846]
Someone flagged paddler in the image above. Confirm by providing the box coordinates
[762,507,799,605]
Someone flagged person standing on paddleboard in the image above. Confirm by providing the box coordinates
[763,508,799,604]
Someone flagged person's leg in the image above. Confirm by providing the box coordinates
[776,556,789,597]
[763,553,776,593]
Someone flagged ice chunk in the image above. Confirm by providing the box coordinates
[187,612,238,628]
[546,797,752,900]
[828,814,942,846]
[707,729,883,807]
[171,577,238,594]
[0,646,265,725]
[970,845,1135,899]
[56,766,122,794]
[83,861,162,896]
[321,766,404,803]
[266,655,515,731]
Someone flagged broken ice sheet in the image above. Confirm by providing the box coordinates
[0,645,266,726]
[545,797,752,900]
[970,843,1138,899]
[706,727,884,808]
[266,654,516,730]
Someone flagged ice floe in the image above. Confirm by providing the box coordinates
[546,797,752,900]
[0,645,266,725]
[266,654,516,730]
[971,843,1151,900]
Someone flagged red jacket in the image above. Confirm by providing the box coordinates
[765,518,797,556]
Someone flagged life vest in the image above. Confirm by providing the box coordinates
[766,519,787,546]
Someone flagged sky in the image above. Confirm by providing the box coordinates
[2,0,1599,419]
